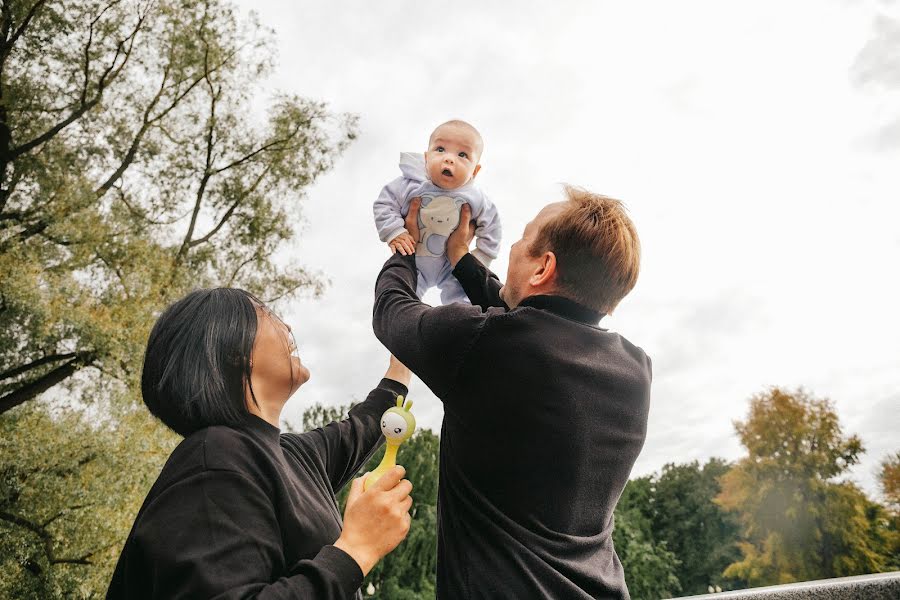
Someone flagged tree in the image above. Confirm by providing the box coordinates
[0,0,355,415]
[0,398,179,598]
[880,451,900,513]
[300,403,441,599]
[613,477,682,600]
[716,387,892,585]
[877,452,900,569]
[642,459,744,595]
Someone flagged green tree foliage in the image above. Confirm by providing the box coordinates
[0,399,178,599]
[716,387,893,585]
[613,478,682,600]
[622,459,744,595]
[301,402,441,599]
[0,0,356,414]
[877,451,900,569]
[881,451,900,513]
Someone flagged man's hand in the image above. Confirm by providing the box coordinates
[389,232,416,256]
[447,203,476,267]
[403,197,422,245]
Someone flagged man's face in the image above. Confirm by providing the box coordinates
[424,125,482,190]
[500,202,567,307]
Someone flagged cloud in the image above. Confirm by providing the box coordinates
[851,14,900,90]
[236,0,900,500]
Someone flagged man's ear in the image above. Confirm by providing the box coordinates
[471,164,482,179]
[529,251,557,289]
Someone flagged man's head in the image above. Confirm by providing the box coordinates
[425,120,483,190]
[500,186,641,314]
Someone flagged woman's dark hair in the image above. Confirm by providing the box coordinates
[141,288,263,436]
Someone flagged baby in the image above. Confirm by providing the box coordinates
[373,120,502,304]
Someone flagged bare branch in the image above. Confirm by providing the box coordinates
[0,352,78,382]
[95,253,130,299]
[226,254,258,286]
[9,3,147,159]
[0,0,48,61]
[96,42,240,198]
[0,353,93,415]
[41,505,89,528]
[190,164,271,248]
[0,510,46,539]
[212,124,302,175]
[175,48,217,263]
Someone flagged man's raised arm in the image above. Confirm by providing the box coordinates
[446,203,508,311]
[372,253,486,400]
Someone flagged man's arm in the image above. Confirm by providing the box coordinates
[452,252,508,311]
[373,253,487,399]
[444,203,508,311]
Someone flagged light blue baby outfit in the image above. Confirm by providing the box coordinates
[374,152,502,304]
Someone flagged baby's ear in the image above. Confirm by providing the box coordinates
[472,164,482,179]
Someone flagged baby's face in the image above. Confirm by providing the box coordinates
[424,124,482,190]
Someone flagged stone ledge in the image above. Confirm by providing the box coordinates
[675,571,900,600]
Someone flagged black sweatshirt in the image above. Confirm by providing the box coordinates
[373,253,652,600]
[106,378,407,600]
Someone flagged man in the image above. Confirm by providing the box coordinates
[373,185,651,599]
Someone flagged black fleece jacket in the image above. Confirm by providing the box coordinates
[107,378,407,600]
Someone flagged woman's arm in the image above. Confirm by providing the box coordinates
[281,358,410,494]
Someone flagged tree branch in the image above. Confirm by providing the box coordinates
[0,353,93,415]
[226,254,258,286]
[0,0,48,62]
[0,352,78,382]
[189,164,271,248]
[174,49,217,264]
[8,2,145,159]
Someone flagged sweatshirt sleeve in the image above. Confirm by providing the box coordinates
[452,252,509,311]
[374,177,411,243]
[373,253,488,399]
[470,191,501,266]
[281,378,408,493]
[123,469,364,600]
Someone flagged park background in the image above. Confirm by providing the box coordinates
[1,0,898,598]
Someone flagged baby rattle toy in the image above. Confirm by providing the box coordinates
[365,395,416,490]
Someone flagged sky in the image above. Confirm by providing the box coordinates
[232,0,900,498]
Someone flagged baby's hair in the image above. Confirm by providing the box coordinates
[429,119,484,159]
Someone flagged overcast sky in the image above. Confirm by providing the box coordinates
[232,0,900,498]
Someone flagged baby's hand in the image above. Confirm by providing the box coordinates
[389,232,417,256]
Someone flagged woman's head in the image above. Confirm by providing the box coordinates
[141,288,308,436]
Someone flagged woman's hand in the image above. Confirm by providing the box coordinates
[335,466,413,576]
[384,354,411,387]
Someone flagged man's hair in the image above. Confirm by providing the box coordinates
[529,186,641,314]
[429,119,484,158]
[141,288,263,436]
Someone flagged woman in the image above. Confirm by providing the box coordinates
[107,288,414,599]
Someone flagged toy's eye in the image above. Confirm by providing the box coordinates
[394,427,402,434]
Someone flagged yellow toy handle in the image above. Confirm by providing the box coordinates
[364,442,400,491]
